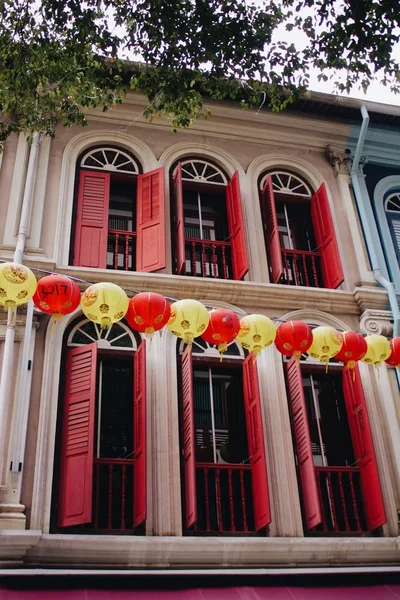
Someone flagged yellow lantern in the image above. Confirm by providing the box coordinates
[307,326,343,365]
[81,282,128,331]
[167,299,210,346]
[361,335,392,368]
[0,262,37,312]
[237,314,276,358]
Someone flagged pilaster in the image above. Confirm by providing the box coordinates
[2,134,29,246]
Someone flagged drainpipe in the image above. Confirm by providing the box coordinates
[0,132,40,485]
[350,105,400,373]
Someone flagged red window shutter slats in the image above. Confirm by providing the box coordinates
[73,170,110,268]
[342,366,386,531]
[261,175,283,284]
[136,168,166,272]
[133,340,147,528]
[226,171,249,280]
[181,346,197,529]
[173,163,186,275]
[311,183,344,289]
[58,343,97,528]
[286,358,322,531]
[242,354,271,531]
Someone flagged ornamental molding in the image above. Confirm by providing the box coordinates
[325,145,351,176]
[359,309,393,336]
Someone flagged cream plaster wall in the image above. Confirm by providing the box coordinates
[0,135,19,243]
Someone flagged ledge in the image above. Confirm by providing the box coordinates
[1,534,394,570]
[48,266,390,317]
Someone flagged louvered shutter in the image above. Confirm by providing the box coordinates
[242,354,271,531]
[58,343,97,528]
[226,171,249,280]
[174,163,186,275]
[311,183,344,289]
[261,175,283,283]
[73,170,110,268]
[136,168,166,272]
[286,358,322,531]
[181,345,197,529]
[388,214,400,264]
[342,366,386,531]
[133,340,147,528]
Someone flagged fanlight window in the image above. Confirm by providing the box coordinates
[179,336,244,358]
[385,192,400,212]
[180,160,227,185]
[80,147,140,175]
[68,318,137,350]
[260,171,312,197]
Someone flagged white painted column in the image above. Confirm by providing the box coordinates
[335,172,376,286]
[242,173,270,284]
[147,330,182,535]
[257,346,304,537]
[28,137,51,250]
[2,134,29,247]
[358,362,399,536]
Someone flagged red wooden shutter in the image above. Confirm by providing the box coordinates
[261,175,283,283]
[133,340,147,528]
[174,163,186,275]
[73,170,110,268]
[226,171,249,280]
[242,354,271,531]
[136,168,166,272]
[311,183,344,289]
[181,345,197,529]
[342,366,386,531]
[286,358,322,531]
[58,343,97,528]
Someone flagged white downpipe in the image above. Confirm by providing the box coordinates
[0,132,40,485]
[350,107,400,378]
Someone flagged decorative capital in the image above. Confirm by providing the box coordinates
[325,145,351,176]
[359,309,393,336]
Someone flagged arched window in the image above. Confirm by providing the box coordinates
[171,158,248,280]
[71,146,165,273]
[53,317,147,535]
[284,353,385,536]
[178,339,271,535]
[385,191,400,265]
[259,170,344,289]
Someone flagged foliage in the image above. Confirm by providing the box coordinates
[0,0,399,144]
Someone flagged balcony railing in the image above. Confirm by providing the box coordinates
[281,249,322,288]
[91,458,135,532]
[107,229,136,271]
[184,238,232,279]
[195,462,254,534]
[314,466,367,533]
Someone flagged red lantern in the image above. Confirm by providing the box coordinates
[334,331,367,369]
[126,292,171,337]
[385,337,400,368]
[201,308,240,357]
[33,274,80,319]
[274,320,313,360]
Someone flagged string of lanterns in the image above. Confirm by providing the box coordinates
[0,261,399,369]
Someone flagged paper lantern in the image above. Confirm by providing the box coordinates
[334,331,367,370]
[274,320,313,360]
[307,326,343,364]
[81,282,128,331]
[33,274,80,319]
[167,299,210,346]
[237,314,276,358]
[0,262,37,312]
[385,337,400,368]
[201,308,240,357]
[361,334,392,367]
[126,292,171,338]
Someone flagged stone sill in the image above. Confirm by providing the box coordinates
[0,533,399,570]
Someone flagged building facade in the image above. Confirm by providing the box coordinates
[0,92,399,578]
